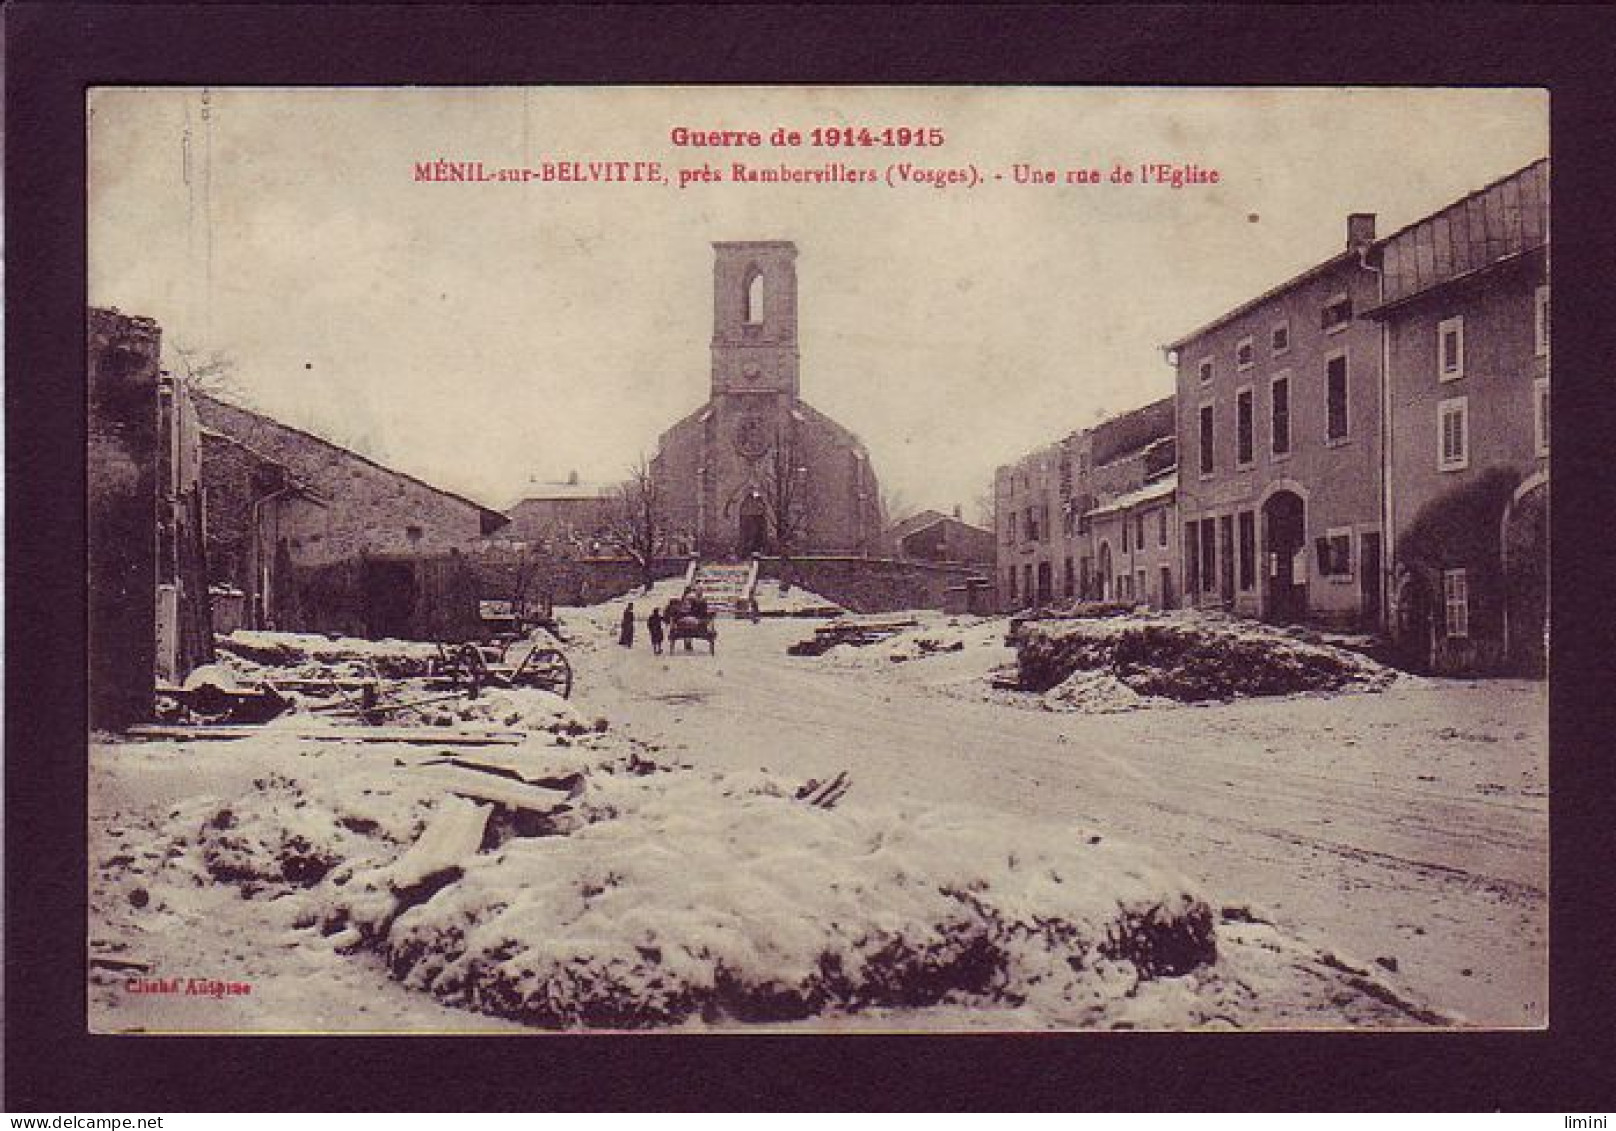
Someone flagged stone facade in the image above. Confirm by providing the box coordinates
[88,307,211,725]
[196,393,508,635]
[651,241,883,558]
[883,510,996,568]
[995,397,1177,611]
[1168,216,1385,630]
[1368,159,1549,674]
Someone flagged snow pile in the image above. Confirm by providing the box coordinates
[385,687,599,736]
[216,631,443,679]
[755,580,845,617]
[1014,611,1394,706]
[371,772,1215,1028]
[1040,669,1173,714]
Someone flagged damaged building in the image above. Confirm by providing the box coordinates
[88,307,212,727]
[195,393,510,639]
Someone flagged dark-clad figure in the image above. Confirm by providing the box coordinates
[619,603,635,647]
[647,608,665,655]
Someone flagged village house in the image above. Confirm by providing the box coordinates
[195,392,509,638]
[88,307,211,726]
[994,396,1176,611]
[881,508,996,569]
[1083,439,1178,608]
[1364,158,1549,674]
[1166,214,1385,629]
[502,472,620,556]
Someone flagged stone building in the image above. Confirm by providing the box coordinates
[88,307,211,726]
[502,473,618,556]
[1166,215,1385,629]
[650,241,883,558]
[1084,440,1178,608]
[882,509,996,568]
[995,396,1177,611]
[1365,158,1549,674]
[196,393,509,636]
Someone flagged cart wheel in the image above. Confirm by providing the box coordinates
[523,648,574,699]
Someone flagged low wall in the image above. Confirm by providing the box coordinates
[273,552,692,641]
[758,556,993,614]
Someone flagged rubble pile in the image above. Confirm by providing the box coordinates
[1015,611,1395,704]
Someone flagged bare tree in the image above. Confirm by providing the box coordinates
[173,344,246,403]
[602,456,668,592]
[759,424,815,560]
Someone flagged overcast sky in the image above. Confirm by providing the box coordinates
[89,87,1547,517]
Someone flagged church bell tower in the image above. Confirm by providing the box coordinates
[710,241,800,399]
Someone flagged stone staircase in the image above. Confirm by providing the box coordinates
[683,559,760,615]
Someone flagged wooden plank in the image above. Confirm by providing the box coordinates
[1449,200,1473,277]
[413,765,572,811]
[125,723,525,746]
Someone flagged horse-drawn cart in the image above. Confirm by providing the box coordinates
[665,607,718,654]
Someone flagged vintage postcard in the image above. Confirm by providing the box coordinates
[86,86,1548,1034]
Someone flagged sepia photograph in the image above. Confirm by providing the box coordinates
[85,85,1549,1034]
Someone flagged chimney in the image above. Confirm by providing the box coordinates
[567,469,580,485]
[1347,212,1376,251]
[952,503,962,520]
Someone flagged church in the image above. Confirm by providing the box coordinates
[651,241,884,558]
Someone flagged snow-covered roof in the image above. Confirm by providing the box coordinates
[1084,473,1177,519]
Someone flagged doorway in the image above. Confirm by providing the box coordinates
[1261,490,1306,624]
[362,559,417,639]
[738,493,767,555]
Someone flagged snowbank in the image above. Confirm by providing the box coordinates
[1014,610,1394,707]
[216,630,443,678]
[365,772,1217,1028]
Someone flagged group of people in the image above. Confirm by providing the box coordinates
[617,586,711,655]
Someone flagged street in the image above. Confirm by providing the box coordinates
[569,612,1547,1027]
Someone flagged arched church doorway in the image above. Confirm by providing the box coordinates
[738,492,767,555]
[1262,489,1306,624]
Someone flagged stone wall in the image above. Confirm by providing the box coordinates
[759,556,990,614]
[195,393,504,569]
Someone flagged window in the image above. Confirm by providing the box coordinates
[1121,520,1130,554]
[1197,357,1214,384]
[1184,523,1199,594]
[1271,321,1290,355]
[1535,285,1550,357]
[1535,377,1550,457]
[1322,294,1352,332]
[1438,316,1465,381]
[1199,404,1215,475]
[1219,515,1235,598]
[1271,376,1291,456]
[1006,568,1017,602]
[1438,396,1470,471]
[1064,557,1075,598]
[1236,336,1254,370]
[1238,510,1256,590]
[1158,508,1168,547]
[1326,353,1349,440]
[1200,519,1216,595]
[1236,388,1254,465]
[1315,529,1353,577]
[1135,512,1145,550]
[744,269,765,324]
[1136,568,1148,606]
[1443,569,1470,639]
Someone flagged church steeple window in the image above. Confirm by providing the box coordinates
[744,267,764,325]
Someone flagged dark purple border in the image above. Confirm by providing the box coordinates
[9,3,1616,1112]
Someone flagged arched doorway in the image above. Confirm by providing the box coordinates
[1261,489,1306,624]
[1502,475,1548,675]
[738,492,767,555]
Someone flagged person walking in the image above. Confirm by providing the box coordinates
[647,608,664,655]
[619,603,635,648]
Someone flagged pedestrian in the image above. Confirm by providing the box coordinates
[619,603,635,648]
[648,608,664,655]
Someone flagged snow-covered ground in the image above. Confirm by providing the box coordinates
[89,607,1546,1032]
